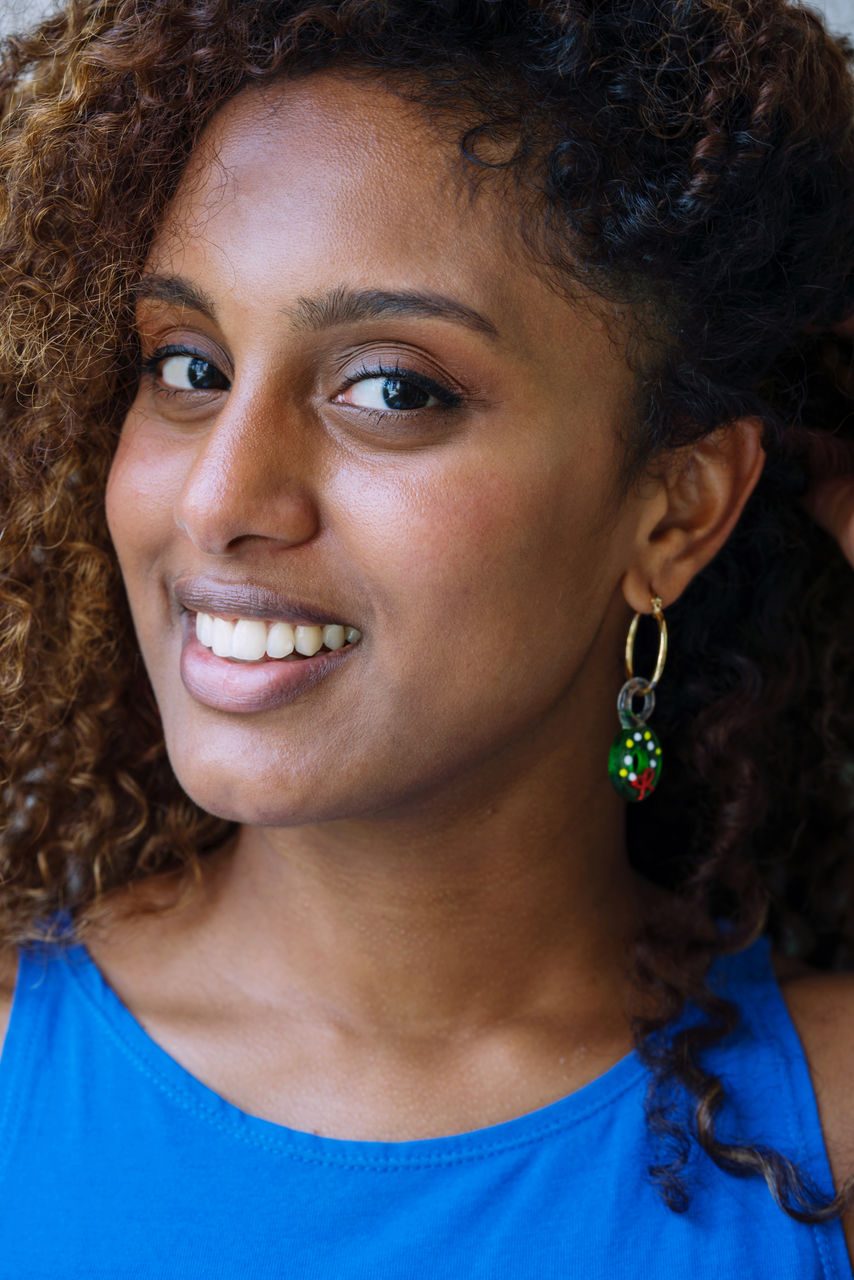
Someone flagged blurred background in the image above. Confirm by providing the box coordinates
[817,0,853,26]
[1,0,853,38]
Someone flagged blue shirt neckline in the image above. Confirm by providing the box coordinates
[52,934,655,1169]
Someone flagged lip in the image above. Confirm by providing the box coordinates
[173,574,353,628]
[173,575,361,714]
[179,613,357,713]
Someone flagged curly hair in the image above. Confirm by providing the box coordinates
[1,0,853,1223]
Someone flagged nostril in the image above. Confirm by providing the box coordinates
[173,467,320,555]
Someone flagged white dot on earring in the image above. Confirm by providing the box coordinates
[633,732,642,741]
[624,755,633,765]
[629,773,637,782]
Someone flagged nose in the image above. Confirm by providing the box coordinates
[173,393,320,556]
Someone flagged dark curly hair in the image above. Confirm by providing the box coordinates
[1,0,853,1223]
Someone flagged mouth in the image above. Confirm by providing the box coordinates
[173,579,363,713]
[194,612,362,663]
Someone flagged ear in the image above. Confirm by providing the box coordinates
[621,418,766,614]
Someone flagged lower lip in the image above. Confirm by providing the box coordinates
[179,621,356,714]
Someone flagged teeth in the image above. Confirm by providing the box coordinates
[211,617,235,658]
[266,622,295,659]
[195,612,214,647]
[294,624,323,657]
[231,619,268,662]
[322,624,345,651]
[194,612,360,662]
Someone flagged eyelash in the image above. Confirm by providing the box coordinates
[337,361,464,415]
[139,346,225,400]
[139,349,464,416]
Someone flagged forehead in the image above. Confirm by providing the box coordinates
[149,74,568,351]
[155,76,501,281]
[145,71,637,414]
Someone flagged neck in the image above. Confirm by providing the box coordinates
[197,739,643,1036]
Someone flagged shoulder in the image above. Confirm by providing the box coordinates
[0,948,18,1056]
[773,955,854,1249]
[773,957,854,1168]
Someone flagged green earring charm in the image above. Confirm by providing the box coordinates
[608,596,667,803]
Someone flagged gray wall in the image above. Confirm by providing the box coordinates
[820,0,854,32]
[0,0,54,34]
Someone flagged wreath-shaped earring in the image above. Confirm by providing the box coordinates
[607,595,667,802]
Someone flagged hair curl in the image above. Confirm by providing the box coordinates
[1,0,853,1223]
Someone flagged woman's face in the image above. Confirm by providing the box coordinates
[107,73,647,826]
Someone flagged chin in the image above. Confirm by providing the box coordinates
[171,764,317,827]
[164,738,381,829]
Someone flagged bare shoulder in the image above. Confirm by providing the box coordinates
[0,948,18,1055]
[774,956,854,1139]
[773,954,854,1249]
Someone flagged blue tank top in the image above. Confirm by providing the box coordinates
[0,934,849,1279]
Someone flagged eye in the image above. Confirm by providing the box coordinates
[345,375,440,412]
[142,350,230,394]
[337,366,462,415]
[161,350,230,389]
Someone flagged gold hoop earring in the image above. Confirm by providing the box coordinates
[607,595,667,802]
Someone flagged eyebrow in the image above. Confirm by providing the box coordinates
[133,275,218,320]
[290,286,501,340]
[133,275,501,341]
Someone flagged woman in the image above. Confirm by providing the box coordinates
[1,0,853,1274]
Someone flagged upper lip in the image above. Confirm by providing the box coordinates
[173,575,354,627]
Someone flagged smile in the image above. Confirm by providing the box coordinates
[195,613,362,663]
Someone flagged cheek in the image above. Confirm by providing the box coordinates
[105,417,180,566]
[320,448,617,784]
[105,417,189,675]
[336,445,609,647]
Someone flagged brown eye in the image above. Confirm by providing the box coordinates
[337,364,463,416]
[344,375,439,412]
[159,353,229,392]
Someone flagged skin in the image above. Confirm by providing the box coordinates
[2,70,853,1243]
[802,312,854,565]
[807,473,854,564]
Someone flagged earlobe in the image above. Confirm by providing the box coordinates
[622,417,766,614]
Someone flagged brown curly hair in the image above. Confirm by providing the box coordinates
[1,0,853,1223]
